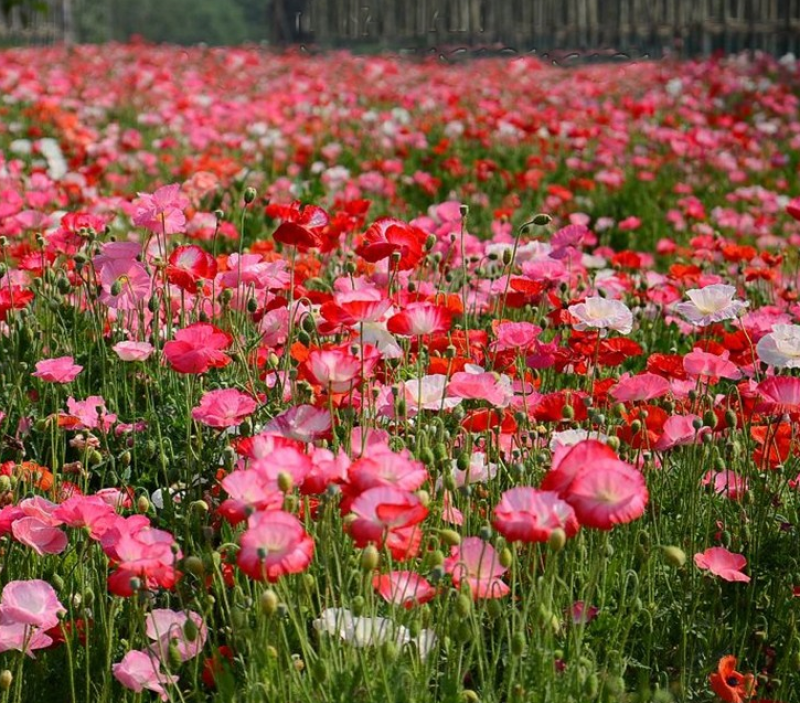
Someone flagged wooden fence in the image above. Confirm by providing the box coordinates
[2,0,800,56]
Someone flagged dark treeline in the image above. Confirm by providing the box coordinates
[2,0,800,57]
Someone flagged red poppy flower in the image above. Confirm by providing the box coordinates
[356,217,427,270]
[709,655,756,703]
[166,244,217,292]
[268,202,329,251]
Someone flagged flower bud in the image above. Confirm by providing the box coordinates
[561,405,575,420]
[0,671,12,690]
[184,556,205,577]
[183,618,199,642]
[136,495,150,513]
[260,589,279,616]
[662,545,686,568]
[360,545,380,571]
[531,213,552,226]
[510,632,526,656]
[277,471,293,494]
[455,593,472,618]
[439,529,461,547]
[499,547,513,568]
[548,528,567,552]
[243,187,257,204]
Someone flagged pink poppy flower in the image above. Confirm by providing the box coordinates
[98,258,152,311]
[373,571,436,608]
[694,547,750,583]
[11,518,68,556]
[237,510,314,582]
[347,444,428,495]
[609,373,670,403]
[683,349,742,381]
[653,414,709,451]
[53,495,118,539]
[702,470,748,501]
[491,321,543,352]
[402,374,462,413]
[112,341,154,362]
[133,183,189,235]
[302,346,376,394]
[0,622,53,656]
[448,368,511,406]
[568,296,633,335]
[162,323,232,374]
[0,579,65,630]
[113,650,179,701]
[542,440,621,496]
[674,284,748,327]
[755,376,800,416]
[493,487,579,543]
[561,460,649,531]
[349,486,428,561]
[59,395,117,432]
[32,356,82,383]
[444,537,509,600]
[191,388,257,429]
[301,447,350,495]
[264,404,332,443]
[387,303,452,337]
[146,609,207,663]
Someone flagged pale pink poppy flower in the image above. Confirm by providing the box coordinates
[442,491,464,526]
[373,571,436,608]
[0,579,65,630]
[302,346,374,394]
[32,356,82,383]
[133,183,189,235]
[568,297,633,335]
[112,341,154,362]
[0,622,53,656]
[264,404,331,442]
[387,303,452,337]
[609,373,670,403]
[146,609,207,663]
[258,307,290,347]
[112,650,179,700]
[702,470,748,501]
[402,374,462,413]
[683,349,742,380]
[493,487,579,543]
[444,537,509,600]
[237,510,314,582]
[11,518,68,556]
[756,323,800,368]
[191,388,257,429]
[674,284,748,327]
[694,547,750,583]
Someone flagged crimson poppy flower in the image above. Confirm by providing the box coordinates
[709,655,756,702]
[356,217,427,270]
[166,244,217,292]
[268,202,329,251]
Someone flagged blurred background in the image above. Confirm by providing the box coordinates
[1,0,799,56]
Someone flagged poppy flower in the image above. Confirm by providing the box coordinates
[675,284,748,327]
[709,655,756,702]
[568,297,633,335]
[237,510,315,582]
[492,487,579,543]
[269,202,329,250]
[356,217,427,270]
[163,323,233,374]
[373,571,436,608]
[756,324,800,368]
[443,537,509,600]
[133,183,189,235]
[191,388,257,429]
[32,356,83,383]
[694,547,750,583]
[166,244,217,292]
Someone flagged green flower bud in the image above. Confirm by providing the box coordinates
[662,545,686,568]
[360,545,380,571]
[243,187,257,204]
[455,593,472,618]
[548,528,567,552]
[260,589,279,616]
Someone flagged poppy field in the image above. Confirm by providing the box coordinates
[2,43,800,702]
